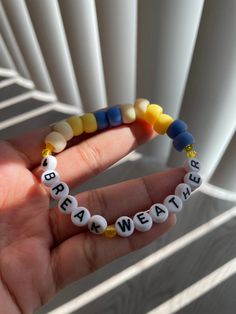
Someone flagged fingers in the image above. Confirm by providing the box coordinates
[50,167,185,244]
[34,121,156,189]
[51,214,176,290]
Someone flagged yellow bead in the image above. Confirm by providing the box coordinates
[134,98,149,119]
[184,145,198,158]
[104,225,117,238]
[41,143,54,157]
[153,114,174,135]
[81,113,97,133]
[67,115,84,136]
[144,104,163,125]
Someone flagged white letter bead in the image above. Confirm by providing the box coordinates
[115,216,135,237]
[120,104,136,124]
[149,203,169,223]
[41,170,60,187]
[41,155,57,171]
[88,215,107,234]
[50,182,69,200]
[133,212,153,232]
[45,131,67,153]
[175,183,191,202]
[71,207,91,227]
[53,121,74,141]
[163,195,183,213]
[58,195,78,214]
[184,172,202,190]
[184,158,200,172]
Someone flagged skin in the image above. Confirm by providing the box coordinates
[0,120,185,314]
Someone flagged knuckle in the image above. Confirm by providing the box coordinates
[86,188,108,216]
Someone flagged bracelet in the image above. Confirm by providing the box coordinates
[40,99,202,238]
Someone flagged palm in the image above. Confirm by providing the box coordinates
[0,123,184,313]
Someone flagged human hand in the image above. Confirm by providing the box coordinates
[0,120,185,313]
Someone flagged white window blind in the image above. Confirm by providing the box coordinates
[0,0,235,192]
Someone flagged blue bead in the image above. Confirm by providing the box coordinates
[167,119,188,139]
[94,110,109,130]
[107,106,122,126]
[173,132,195,152]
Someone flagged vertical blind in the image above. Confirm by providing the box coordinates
[0,0,235,192]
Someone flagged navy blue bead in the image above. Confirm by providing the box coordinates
[167,119,188,139]
[94,110,109,130]
[173,131,195,152]
[107,106,122,126]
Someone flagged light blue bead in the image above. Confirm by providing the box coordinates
[167,119,187,139]
[94,110,109,130]
[173,132,195,152]
[107,106,122,126]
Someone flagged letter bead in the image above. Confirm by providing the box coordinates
[115,216,134,237]
[184,172,202,190]
[58,195,78,214]
[149,203,169,223]
[50,182,69,200]
[133,212,153,232]
[163,195,183,213]
[71,207,91,226]
[184,158,200,172]
[41,155,57,171]
[41,170,60,187]
[175,183,191,202]
[88,215,107,234]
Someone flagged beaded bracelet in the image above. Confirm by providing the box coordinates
[40,99,202,238]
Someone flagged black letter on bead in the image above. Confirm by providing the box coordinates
[45,172,56,181]
[60,197,72,211]
[117,219,131,232]
[73,210,85,222]
[190,160,200,170]
[43,158,48,167]
[182,188,191,200]
[91,222,101,233]
[189,173,201,184]
[168,197,179,208]
[155,206,166,216]
[136,213,149,224]
[52,183,65,195]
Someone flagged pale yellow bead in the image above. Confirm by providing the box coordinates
[67,115,84,136]
[153,114,174,135]
[120,104,136,124]
[144,104,163,125]
[134,98,149,119]
[81,113,97,133]
[52,121,73,141]
[45,131,67,153]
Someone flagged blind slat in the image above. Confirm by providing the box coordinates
[168,0,236,179]
[2,0,54,94]
[96,0,137,105]
[59,0,106,112]
[25,0,82,108]
[0,36,17,70]
[0,2,31,79]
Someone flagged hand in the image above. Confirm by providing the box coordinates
[0,120,184,313]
